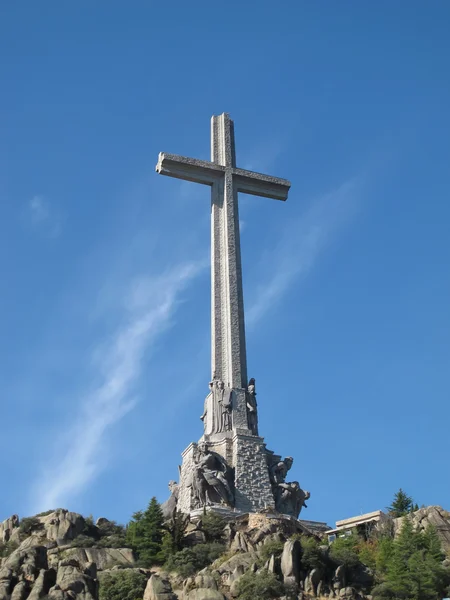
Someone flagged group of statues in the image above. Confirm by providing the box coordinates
[163,376,310,519]
[269,456,310,518]
[200,376,259,436]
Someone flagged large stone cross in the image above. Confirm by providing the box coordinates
[156,113,290,390]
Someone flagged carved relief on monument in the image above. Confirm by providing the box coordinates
[191,442,235,509]
[200,377,233,436]
[268,455,310,518]
[246,377,258,435]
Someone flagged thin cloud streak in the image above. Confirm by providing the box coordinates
[30,262,203,513]
[27,195,62,237]
[247,177,363,325]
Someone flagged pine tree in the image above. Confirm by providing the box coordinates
[387,489,414,517]
[385,516,418,597]
[126,498,165,566]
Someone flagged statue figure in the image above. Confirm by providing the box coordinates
[161,480,179,520]
[246,377,258,435]
[270,456,293,485]
[201,378,233,435]
[191,442,234,508]
[275,481,310,518]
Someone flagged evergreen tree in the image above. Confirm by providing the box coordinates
[385,516,418,597]
[126,498,165,565]
[387,489,414,517]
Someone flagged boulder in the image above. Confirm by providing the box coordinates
[228,565,245,597]
[280,540,301,587]
[95,518,110,528]
[304,568,323,595]
[27,569,57,600]
[144,573,177,600]
[57,548,135,571]
[40,510,86,545]
[4,546,48,576]
[48,558,97,600]
[393,506,450,553]
[213,551,258,576]
[230,532,251,553]
[339,587,359,600]
[10,581,30,600]
[193,575,217,590]
[0,516,19,543]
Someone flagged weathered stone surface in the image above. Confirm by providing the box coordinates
[47,558,97,600]
[0,515,19,543]
[339,587,359,599]
[27,569,57,600]
[193,575,217,590]
[10,581,30,600]
[304,568,323,595]
[40,510,86,545]
[229,532,251,553]
[213,550,258,575]
[143,573,177,600]
[0,580,12,600]
[58,548,135,571]
[4,546,48,575]
[161,482,180,521]
[393,505,450,552]
[95,518,110,528]
[280,540,301,587]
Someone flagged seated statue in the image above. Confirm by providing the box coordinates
[275,481,310,518]
[192,442,235,508]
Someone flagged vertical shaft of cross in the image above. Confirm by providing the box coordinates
[210,114,247,390]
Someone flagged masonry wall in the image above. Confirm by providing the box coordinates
[233,432,275,512]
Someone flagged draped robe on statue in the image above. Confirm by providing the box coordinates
[202,381,232,435]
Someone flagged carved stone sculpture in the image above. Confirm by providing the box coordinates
[192,443,234,508]
[275,481,310,518]
[246,377,258,435]
[201,378,233,436]
[161,480,179,520]
[270,456,293,485]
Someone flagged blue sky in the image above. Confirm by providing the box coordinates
[1,1,449,527]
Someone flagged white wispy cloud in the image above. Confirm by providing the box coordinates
[30,262,202,512]
[28,195,62,237]
[247,177,363,325]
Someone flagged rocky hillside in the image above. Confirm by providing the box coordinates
[1,506,449,600]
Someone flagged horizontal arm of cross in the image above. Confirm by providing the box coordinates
[232,167,291,201]
[156,153,225,186]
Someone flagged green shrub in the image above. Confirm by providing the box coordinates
[329,536,359,569]
[235,570,285,599]
[19,517,42,535]
[0,540,19,558]
[299,536,327,571]
[99,570,147,600]
[165,542,225,578]
[200,512,226,543]
[35,510,60,517]
[259,539,285,563]
[71,534,97,548]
